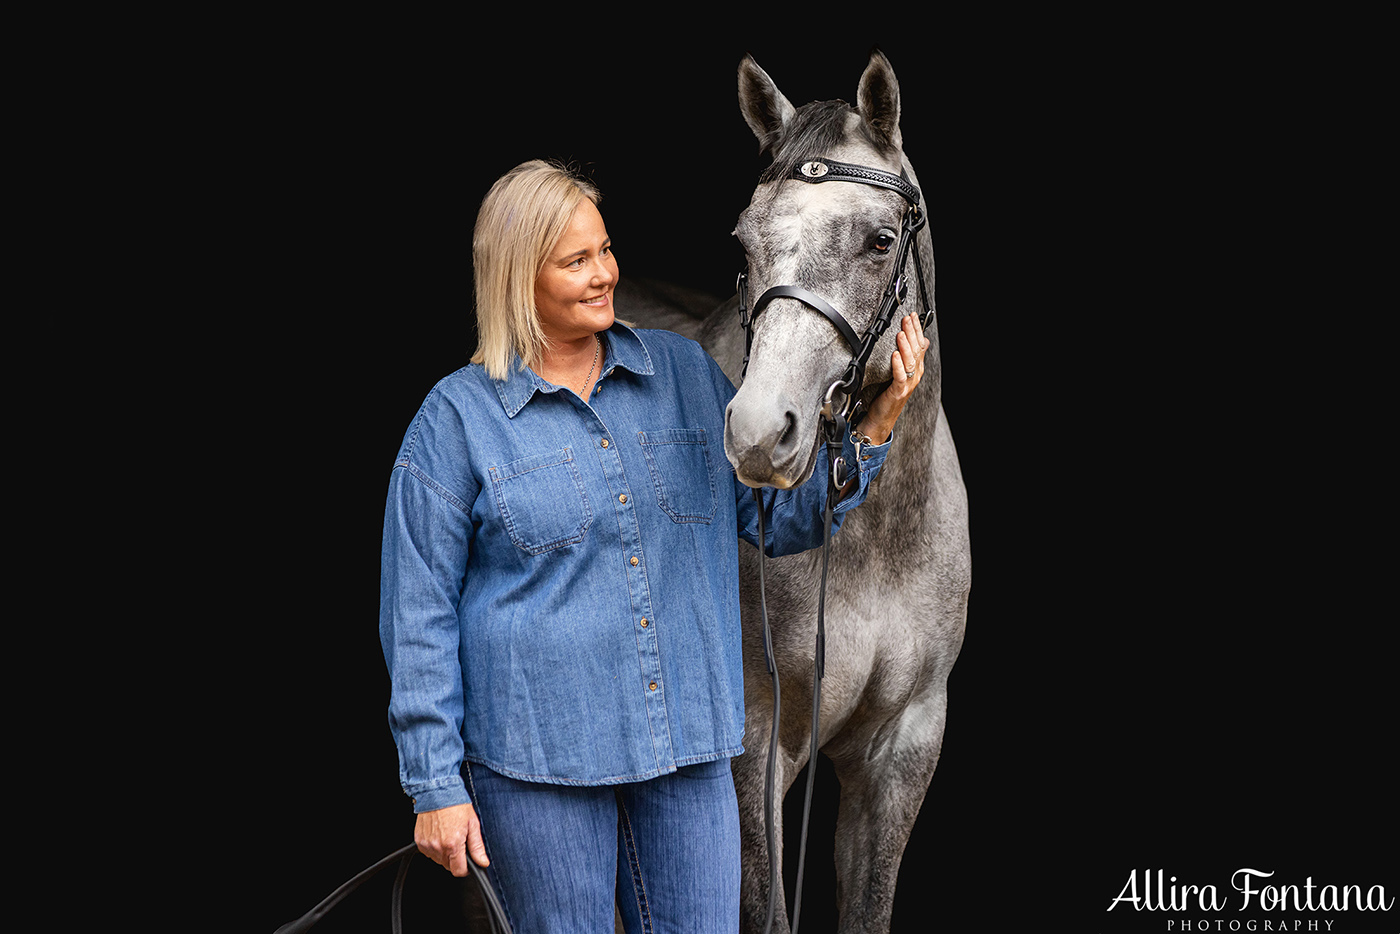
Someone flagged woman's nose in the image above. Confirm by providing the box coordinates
[593,257,616,286]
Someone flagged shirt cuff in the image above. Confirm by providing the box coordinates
[407,775,470,813]
[833,428,892,513]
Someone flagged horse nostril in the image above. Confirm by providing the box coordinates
[774,409,798,456]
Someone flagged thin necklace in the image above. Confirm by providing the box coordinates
[579,334,600,395]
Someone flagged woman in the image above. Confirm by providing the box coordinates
[379,160,927,932]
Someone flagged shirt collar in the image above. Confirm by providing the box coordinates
[493,322,656,418]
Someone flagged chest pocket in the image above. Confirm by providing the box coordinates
[638,428,716,524]
[488,448,593,555]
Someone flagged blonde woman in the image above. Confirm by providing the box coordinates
[379,160,925,932]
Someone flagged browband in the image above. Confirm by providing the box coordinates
[789,158,921,207]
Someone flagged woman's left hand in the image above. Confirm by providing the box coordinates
[860,313,929,445]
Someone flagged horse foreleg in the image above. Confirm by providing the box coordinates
[829,688,948,934]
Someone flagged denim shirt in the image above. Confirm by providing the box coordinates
[379,324,889,812]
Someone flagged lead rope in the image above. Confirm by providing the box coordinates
[757,403,847,934]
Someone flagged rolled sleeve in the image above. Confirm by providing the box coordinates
[737,429,890,557]
[835,429,891,514]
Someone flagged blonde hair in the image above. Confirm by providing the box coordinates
[470,160,602,379]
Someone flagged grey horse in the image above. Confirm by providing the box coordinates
[622,49,972,934]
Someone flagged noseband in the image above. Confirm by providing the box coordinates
[736,156,931,421]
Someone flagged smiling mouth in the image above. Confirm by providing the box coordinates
[580,293,611,306]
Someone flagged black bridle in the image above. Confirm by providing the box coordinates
[740,155,931,934]
[737,156,931,425]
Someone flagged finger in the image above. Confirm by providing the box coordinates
[896,332,916,379]
[420,841,449,870]
[413,831,439,865]
[467,823,490,868]
[903,313,927,354]
[892,349,908,386]
[906,314,927,357]
[447,840,471,877]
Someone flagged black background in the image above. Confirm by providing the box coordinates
[232,24,1394,934]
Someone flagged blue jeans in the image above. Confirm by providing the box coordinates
[464,758,740,934]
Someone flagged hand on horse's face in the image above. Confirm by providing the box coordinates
[863,313,929,445]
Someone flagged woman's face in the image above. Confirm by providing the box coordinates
[534,198,618,344]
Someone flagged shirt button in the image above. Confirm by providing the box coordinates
[649,681,658,691]
[630,556,639,566]
[640,618,648,628]
[861,454,870,461]
[601,439,609,448]
[619,494,628,504]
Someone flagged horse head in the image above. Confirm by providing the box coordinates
[725,50,935,490]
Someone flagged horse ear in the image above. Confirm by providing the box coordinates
[857,49,902,151]
[738,54,796,154]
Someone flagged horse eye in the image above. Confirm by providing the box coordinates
[873,230,896,253]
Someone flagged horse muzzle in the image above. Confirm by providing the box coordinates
[725,392,816,489]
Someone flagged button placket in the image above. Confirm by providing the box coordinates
[585,404,672,768]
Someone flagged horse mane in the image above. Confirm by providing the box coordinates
[758,98,896,187]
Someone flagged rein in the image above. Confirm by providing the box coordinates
[273,843,512,934]
[740,154,928,934]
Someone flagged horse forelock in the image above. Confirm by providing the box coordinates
[758,99,898,189]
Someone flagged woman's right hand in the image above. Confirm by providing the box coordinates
[414,802,490,876]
